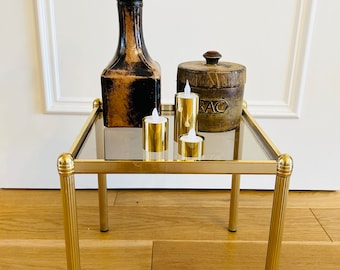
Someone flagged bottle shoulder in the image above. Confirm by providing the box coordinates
[102,53,160,78]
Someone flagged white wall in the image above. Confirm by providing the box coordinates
[1,0,339,190]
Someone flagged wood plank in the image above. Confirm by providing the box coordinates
[80,240,152,270]
[280,242,340,269]
[311,208,340,241]
[115,189,340,208]
[0,240,152,270]
[115,189,233,207]
[115,189,276,208]
[152,241,340,270]
[287,191,340,208]
[0,240,67,270]
[0,206,65,240]
[0,189,118,207]
[0,206,329,242]
[152,241,266,270]
[0,188,331,242]
[75,207,328,242]
[2,189,338,209]
[0,189,63,207]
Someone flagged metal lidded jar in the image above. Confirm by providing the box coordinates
[177,51,246,132]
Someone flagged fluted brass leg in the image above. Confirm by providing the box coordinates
[98,174,109,232]
[58,153,81,270]
[265,154,293,270]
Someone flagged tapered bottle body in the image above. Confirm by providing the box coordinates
[101,0,161,127]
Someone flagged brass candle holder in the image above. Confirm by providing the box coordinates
[142,108,168,160]
[178,128,204,160]
[174,80,199,142]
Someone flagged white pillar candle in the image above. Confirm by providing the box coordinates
[142,108,168,153]
[178,128,204,159]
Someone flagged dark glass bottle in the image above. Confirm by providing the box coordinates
[101,0,161,127]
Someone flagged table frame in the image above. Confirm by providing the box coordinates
[57,98,293,270]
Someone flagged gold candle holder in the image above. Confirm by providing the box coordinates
[178,128,204,160]
[143,151,168,161]
[174,80,199,142]
[142,109,168,153]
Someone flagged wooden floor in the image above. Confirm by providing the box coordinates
[0,189,339,269]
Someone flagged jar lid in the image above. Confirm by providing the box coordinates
[177,51,246,88]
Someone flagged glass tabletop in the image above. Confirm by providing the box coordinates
[75,105,280,162]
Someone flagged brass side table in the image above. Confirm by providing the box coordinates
[57,99,293,270]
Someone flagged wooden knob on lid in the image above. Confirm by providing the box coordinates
[203,51,222,65]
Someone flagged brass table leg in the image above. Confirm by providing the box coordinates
[265,154,293,270]
[228,124,242,232]
[98,173,109,232]
[93,99,109,232]
[58,153,81,270]
[228,174,240,232]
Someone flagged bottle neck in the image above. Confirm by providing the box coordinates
[117,0,149,62]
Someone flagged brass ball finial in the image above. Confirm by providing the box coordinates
[277,154,293,176]
[57,153,74,175]
[92,98,102,109]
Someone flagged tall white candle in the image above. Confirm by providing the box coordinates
[174,80,199,142]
